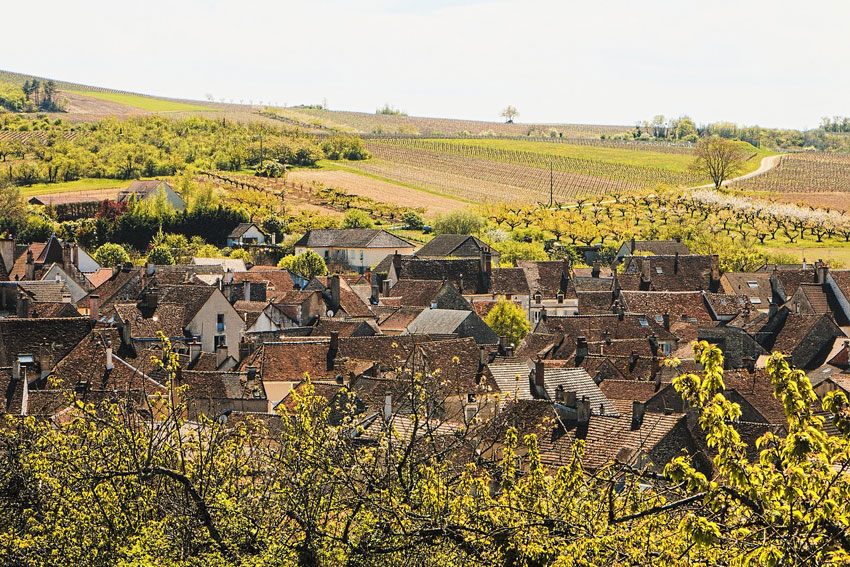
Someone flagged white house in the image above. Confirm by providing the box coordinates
[227,223,269,248]
[118,180,187,212]
[294,229,416,274]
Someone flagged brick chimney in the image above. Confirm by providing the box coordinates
[817,261,829,285]
[591,259,600,278]
[631,401,645,430]
[662,312,670,331]
[25,249,34,281]
[243,280,252,302]
[329,275,341,312]
[480,247,492,276]
[105,341,114,371]
[327,331,339,371]
[215,345,228,369]
[16,290,30,318]
[576,396,591,424]
[534,358,545,390]
[89,294,100,322]
[62,242,72,273]
[576,336,588,359]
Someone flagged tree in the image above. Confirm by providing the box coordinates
[401,210,425,230]
[500,105,519,123]
[675,116,698,142]
[229,248,254,264]
[93,242,130,267]
[278,250,327,279]
[485,297,530,346]
[432,209,485,235]
[342,209,374,229]
[147,245,174,265]
[0,184,26,226]
[691,137,746,189]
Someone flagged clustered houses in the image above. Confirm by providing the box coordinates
[2,229,850,474]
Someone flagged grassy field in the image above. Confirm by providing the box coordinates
[20,177,139,196]
[67,90,215,113]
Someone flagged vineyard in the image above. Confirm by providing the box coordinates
[728,152,850,193]
[272,107,632,138]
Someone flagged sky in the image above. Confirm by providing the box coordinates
[2,0,848,130]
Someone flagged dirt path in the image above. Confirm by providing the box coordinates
[287,169,467,214]
[691,154,784,189]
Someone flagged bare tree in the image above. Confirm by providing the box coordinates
[500,105,519,123]
[691,137,746,189]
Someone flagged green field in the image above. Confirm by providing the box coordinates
[429,138,775,176]
[68,90,216,113]
[20,177,141,196]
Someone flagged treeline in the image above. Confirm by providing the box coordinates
[0,79,64,112]
[0,116,370,186]
[631,114,850,152]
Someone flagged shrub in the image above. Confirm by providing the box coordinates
[94,243,130,267]
[147,245,174,265]
[432,209,486,235]
[401,210,425,231]
[342,209,374,229]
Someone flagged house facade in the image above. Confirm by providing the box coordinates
[294,229,416,274]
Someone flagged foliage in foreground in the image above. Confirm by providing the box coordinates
[2,341,850,566]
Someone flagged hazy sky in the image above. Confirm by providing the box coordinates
[2,0,848,129]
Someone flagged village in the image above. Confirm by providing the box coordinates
[2,177,847,476]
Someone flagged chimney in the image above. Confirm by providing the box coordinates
[630,236,636,253]
[89,294,100,322]
[16,291,30,318]
[391,251,402,272]
[554,384,566,402]
[145,290,158,310]
[330,275,341,312]
[591,259,600,278]
[674,251,679,274]
[430,301,438,309]
[383,393,392,421]
[105,341,114,371]
[61,242,72,273]
[247,366,257,382]
[243,280,252,302]
[631,401,645,430]
[327,331,339,371]
[381,279,390,296]
[25,249,34,281]
[662,312,670,331]
[188,339,201,364]
[223,270,234,285]
[768,301,778,318]
[146,262,155,276]
[458,273,464,293]
[576,336,588,359]
[817,261,828,285]
[480,247,492,276]
[576,396,591,424]
[540,306,547,321]
[640,259,650,285]
[0,238,13,273]
[215,345,228,369]
[648,334,658,356]
[802,258,807,270]
[534,358,545,389]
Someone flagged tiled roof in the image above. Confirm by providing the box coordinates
[0,317,92,368]
[177,370,265,401]
[406,309,471,335]
[723,369,786,425]
[395,258,489,294]
[773,268,817,299]
[0,367,24,414]
[414,235,495,259]
[577,291,615,314]
[798,283,832,313]
[537,314,677,342]
[295,229,413,249]
[85,268,114,289]
[517,260,572,298]
[488,358,533,399]
[85,268,143,311]
[28,302,82,318]
[573,277,615,292]
[377,307,425,333]
[312,318,378,337]
[192,257,248,272]
[114,303,187,339]
[598,380,669,403]
[720,272,773,304]
[620,255,719,292]
[704,293,754,318]
[158,285,218,324]
[539,365,618,416]
[18,281,70,303]
[383,279,443,307]
[491,268,530,295]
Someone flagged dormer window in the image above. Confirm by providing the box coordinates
[656,267,664,274]
[534,292,542,304]
[556,291,564,304]
[639,318,649,327]
[655,315,663,323]
[467,393,477,404]
[747,281,759,288]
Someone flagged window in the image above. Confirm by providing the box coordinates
[662,343,671,355]
[639,318,649,327]
[214,335,227,349]
[465,406,478,422]
[747,281,759,288]
[467,393,477,404]
[656,267,664,274]
[556,292,564,304]
[750,297,762,304]
[689,317,698,323]
[719,298,726,305]
[534,292,542,304]
[217,313,225,332]
[655,315,664,323]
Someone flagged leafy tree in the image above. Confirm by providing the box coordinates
[691,136,746,189]
[432,209,486,235]
[93,242,130,267]
[485,298,530,346]
[675,116,698,142]
[500,105,519,123]
[401,210,425,230]
[342,209,374,229]
[147,244,174,265]
[229,248,254,264]
[277,250,327,278]
[491,239,547,266]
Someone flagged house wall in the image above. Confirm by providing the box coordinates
[42,265,88,303]
[247,312,279,333]
[529,298,579,322]
[77,248,100,273]
[159,184,187,212]
[186,290,245,359]
[296,246,415,273]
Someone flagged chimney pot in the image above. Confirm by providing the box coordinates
[534,358,545,390]
[89,294,100,322]
[631,401,645,430]
[384,393,392,421]
[106,342,114,371]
